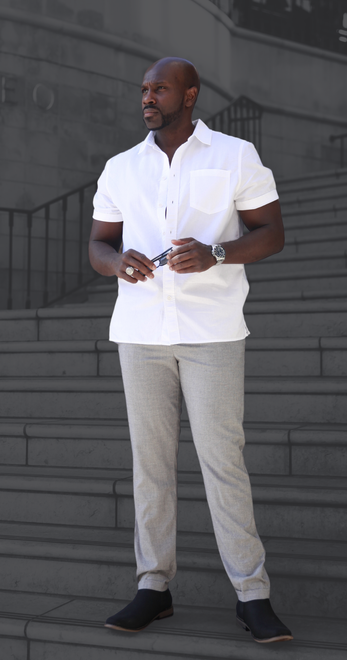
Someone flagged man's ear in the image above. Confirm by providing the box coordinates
[185,86,198,108]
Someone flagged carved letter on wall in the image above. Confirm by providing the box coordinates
[33,83,55,110]
[1,76,18,104]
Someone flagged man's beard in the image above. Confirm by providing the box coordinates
[143,99,185,130]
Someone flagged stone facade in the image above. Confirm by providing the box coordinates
[0,0,346,308]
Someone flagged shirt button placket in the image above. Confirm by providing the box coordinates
[162,161,180,344]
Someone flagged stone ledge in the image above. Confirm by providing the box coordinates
[248,289,347,302]
[1,421,346,444]
[117,474,347,506]
[247,266,347,284]
[245,299,347,313]
[11,606,347,658]
[2,375,347,394]
[0,336,327,352]
[0,376,123,392]
[251,250,347,266]
[37,305,113,319]
[0,534,346,580]
[0,340,97,353]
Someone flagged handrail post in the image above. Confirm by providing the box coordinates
[25,212,32,309]
[341,137,345,169]
[7,210,14,310]
[61,196,67,296]
[329,133,347,169]
[43,204,50,306]
[78,188,84,286]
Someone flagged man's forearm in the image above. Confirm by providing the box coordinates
[221,224,284,265]
[89,240,121,276]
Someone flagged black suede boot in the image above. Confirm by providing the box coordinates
[105,588,173,632]
[236,598,293,643]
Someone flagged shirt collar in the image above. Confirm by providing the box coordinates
[138,118,212,153]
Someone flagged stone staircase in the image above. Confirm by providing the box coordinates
[1,168,347,659]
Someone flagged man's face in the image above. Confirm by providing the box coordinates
[141,65,186,131]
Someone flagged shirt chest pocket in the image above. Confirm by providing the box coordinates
[190,169,230,215]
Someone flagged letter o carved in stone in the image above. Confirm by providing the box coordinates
[33,83,55,110]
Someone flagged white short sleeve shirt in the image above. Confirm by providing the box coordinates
[93,119,278,345]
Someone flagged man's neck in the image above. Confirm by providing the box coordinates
[154,121,195,163]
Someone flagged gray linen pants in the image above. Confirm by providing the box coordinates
[118,340,270,602]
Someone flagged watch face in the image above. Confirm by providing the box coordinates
[214,245,225,259]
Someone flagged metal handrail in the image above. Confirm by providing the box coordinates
[0,179,97,310]
[329,133,347,168]
[205,95,263,155]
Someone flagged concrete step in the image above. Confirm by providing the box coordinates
[245,298,347,337]
[283,215,347,237]
[2,375,347,423]
[246,251,347,276]
[2,419,347,477]
[2,336,347,378]
[1,590,346,660]
[247,288,347,302]
[0,522,346,621]
[0,306,113,342]
[280,187,347,213]
[87,283,119,304]
[277,167,347,194]
[117,473,347,541]
[283,230,347,255]
[0,340,120,377]
[248,267,347,294]
[0,376,127,420]
[0,467,346,541]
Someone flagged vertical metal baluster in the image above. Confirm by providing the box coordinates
[25,212,32,309]
[246,100,250,142]
[78,188,84,286]
[258,109,262,157]
[61,196,67,296]
[43,204,50,306]
[341,137,345,169]
[7,210,14,310]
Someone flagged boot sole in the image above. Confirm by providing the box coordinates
[104,606,174,632]
[236,616,293,643]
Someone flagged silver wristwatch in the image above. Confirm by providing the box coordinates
[211,244,226,265]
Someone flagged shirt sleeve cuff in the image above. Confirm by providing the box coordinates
[235,189,279,211]
[92,210,123,222]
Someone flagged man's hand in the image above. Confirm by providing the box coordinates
[115,249,156,283]
[88,219,156,283]
[167,238,215,273]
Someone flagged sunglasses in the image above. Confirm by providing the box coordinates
[151,247,173,267]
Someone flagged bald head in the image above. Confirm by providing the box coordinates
[141,57,200,133]
[145,57,200,102]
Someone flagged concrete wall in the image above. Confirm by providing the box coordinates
[0,0,346,307]
[0,0,346,208]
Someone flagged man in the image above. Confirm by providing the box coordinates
[89,57,293,644]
